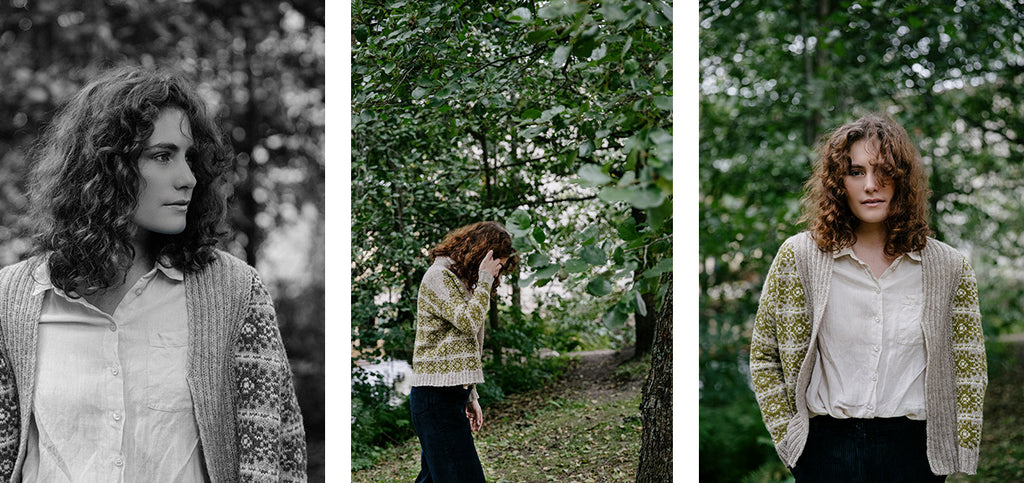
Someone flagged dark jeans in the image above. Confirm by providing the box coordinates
[792,416,946,483]
[410,385,485,483]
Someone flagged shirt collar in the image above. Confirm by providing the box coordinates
[833,246,922,261]
[31,257,183,296]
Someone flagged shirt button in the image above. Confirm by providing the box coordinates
[112,412,121,421]
[108,323,116,332]
[875,288,881,294]
[135,288,143,296]
[874,316,880,323]
[873,345,880,352]
[114,457,124,467]
[111,367,119,376]
[867,404,874,410]
[871,373,878,381]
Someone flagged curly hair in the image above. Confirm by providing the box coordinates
[29,65,231,297]
[800,114,931,257]
[429,221,519,292]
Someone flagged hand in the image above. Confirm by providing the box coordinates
[479,250,503,278]
[466,399,483,432]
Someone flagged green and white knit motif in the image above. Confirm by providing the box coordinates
[750,233,987,474]
[412,260,489,387]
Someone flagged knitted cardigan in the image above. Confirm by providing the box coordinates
[411,257,494,401]
[0,251,307,482]
[750,232,986,475]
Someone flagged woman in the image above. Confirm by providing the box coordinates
[409,221,517,483]
[750,114,986,481]
[0,66,306,481]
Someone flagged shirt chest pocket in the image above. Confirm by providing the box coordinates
[895,295,924,345]
[146,329,193,412]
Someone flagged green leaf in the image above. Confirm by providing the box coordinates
[642,257,673,278]
[411,86,429,99]
[580,245,607,265]
[534,264,560,281]
[654,95,672,111]
[552,45,572,69]
[617,217,640,241]
[532,226,546,244]
[507,7,533,23]
[628,187,667,209]
[578,164,611,186]
[522,108,543,119]
[597,186,633,203]
[578,140,595,157]
[528,252,551,267]
[506,210,532,236]
[587,277,613,296]
[564,258,589,273]
[603,308,628,328]
[647,197,672,231]
[383,62,396,74]
[635,290,647,316]
[526,28,556,44]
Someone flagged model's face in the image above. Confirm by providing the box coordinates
[133,108,196,236]
[843,138,894,228]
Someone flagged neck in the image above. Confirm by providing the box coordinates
[854,222,888,251]
[131,230,162,272]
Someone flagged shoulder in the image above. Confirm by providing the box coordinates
[922,237,969,269]
[191,249,261,286]
[0,255,46,289]
[770,232,818,268]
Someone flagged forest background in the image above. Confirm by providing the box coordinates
[701,1,1024,482]
[350,0,674,480]
[0,1,325,479]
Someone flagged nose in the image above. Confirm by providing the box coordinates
[176,155,197,191]
[864,170,878,193]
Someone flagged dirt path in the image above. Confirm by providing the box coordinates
[556,346,644,398]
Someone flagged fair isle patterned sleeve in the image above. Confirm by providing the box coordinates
[0,347,18,478]
[951,257,986,471]
[749,242,802,447]
[421,267,493,336]
[234,271,308,482]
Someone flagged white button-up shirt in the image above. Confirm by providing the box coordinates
[22,261,206,482]
[807,246,928,420]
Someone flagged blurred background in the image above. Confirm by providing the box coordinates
[0,1,324,479]
[701,1,1024,482]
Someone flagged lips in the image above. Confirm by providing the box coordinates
[165,200,190,206]
[861,198,885,206]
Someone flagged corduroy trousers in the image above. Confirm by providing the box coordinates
[791,416,946,482]
[410,385,485,483]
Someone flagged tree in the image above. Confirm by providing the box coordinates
[637,274,672,482]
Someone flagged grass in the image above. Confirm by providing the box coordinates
[353,355,645,482]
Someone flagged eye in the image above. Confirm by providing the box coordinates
[152,151,172,162]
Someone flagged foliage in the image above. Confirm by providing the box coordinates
[351,371,416,472]
[701,1,1024,480]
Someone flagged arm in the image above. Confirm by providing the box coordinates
[419,267,494,336]
[234,270,308,482]
[951,258,986,474]
[749,243,801,449]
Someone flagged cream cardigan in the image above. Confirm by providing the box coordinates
[749,232,987,475]
[0,251,307,482]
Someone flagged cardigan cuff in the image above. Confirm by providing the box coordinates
[957,446,979,475]
[478,270,495,287]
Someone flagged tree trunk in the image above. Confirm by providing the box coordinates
[636,275,672,482]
